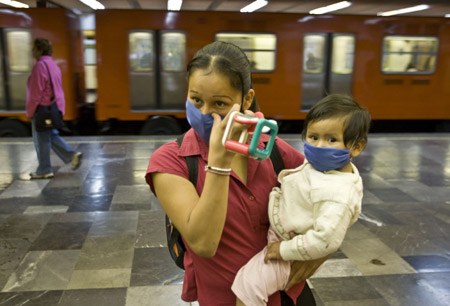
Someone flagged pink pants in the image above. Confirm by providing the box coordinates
[232,228,291,306]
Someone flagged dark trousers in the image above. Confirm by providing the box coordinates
[280,282,316,306]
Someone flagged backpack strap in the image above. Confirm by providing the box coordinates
[268,139,284,176]
[166,132,199,270]
[176,133,199,186]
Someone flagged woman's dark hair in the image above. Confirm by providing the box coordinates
[186,41,259,111]
[302,94,371,147]
[34,38,52,56]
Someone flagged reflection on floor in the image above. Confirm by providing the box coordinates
[0,134,449,306]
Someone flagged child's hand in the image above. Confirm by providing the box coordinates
[264,241,282,263]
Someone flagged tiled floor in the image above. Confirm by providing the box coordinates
[0,134,449,306]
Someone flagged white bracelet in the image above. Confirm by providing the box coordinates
[204,165,232,173]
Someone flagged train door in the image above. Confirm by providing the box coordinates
[128,30,186,111]
[0,29,32,112]
[301,33,355,111]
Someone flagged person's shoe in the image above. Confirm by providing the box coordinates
[30,172,54,179]
[71,152,83,170]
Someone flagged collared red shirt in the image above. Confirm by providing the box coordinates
[146,129,306,305]
[26,55,66,118]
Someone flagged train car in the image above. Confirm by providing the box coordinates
[94,10,450,134]
[0,8,85,137]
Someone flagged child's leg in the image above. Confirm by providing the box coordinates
[232,229,290,306]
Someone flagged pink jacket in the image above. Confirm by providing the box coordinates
[26,55,66,118]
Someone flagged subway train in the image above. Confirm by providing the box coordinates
[0,8,449,136]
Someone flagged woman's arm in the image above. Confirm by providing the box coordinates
[153,104,247,257]
[152,169,231,257]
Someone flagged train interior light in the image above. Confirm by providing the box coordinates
[79,0,105,10]
[309,1,352,15]
[0,0,28,8]
[377,4,430,16]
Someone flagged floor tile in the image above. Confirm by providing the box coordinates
[68,194,113,212]
[0,180,49,198]
[0,214,52,240]
[340,238,416,275]
[2,250,80,292]
[402,255,450,273]
[366,272,450,306]
[135,210,166,248]
[59,288,127,306]
[130,248,184,286]
[126,286,193,306]
[0,290,63,305]
[67,268,131,289]
[311,259,362,278]
[23,205,69,214]
[88,212,138,237]
[75,235,135,270]
[309,276,383,302]
[30,222,92,251]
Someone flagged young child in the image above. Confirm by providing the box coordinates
[232,94,371,306]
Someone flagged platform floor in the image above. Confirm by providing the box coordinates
[0,134,449,306]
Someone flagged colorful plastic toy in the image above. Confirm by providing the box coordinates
[222,111,278,160]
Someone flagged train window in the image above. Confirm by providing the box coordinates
[215,33,276,72]
[6,30,32,72]
[161,32,185,72]
[382,36,438,74]
[129,31,154,72]
[331,35,355,74]
[303,35,325,74]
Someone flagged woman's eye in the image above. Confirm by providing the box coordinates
[215,101,226,108]
[309,135,317,141]
[329,138,336,143]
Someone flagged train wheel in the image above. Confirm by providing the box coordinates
[140,116,182,135]
[0,119,30,137]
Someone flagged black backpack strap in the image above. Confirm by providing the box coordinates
[176,133,198,186]
[269,140,284,176]
[167,133,199,270]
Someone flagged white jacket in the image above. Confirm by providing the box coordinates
[268,162,362,261]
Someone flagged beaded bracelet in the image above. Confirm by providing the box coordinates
[204,165,231,176]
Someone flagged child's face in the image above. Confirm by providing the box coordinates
[305,117,348,150]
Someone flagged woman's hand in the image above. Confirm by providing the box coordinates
[208,104,252,167]
[264,241,282,263]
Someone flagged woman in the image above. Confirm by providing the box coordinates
[26,38,82,179]
[146,41,326,305]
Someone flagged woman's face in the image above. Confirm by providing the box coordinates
[187,69,249,116]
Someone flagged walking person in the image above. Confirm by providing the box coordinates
[26,38,82,179]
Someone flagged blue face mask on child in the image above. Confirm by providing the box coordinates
[304,142,350,172]
[186,100,225,145]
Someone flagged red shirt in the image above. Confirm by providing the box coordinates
[146,129,305,305]
[26,56,66,118]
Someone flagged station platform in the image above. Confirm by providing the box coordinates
[0,134,449,306]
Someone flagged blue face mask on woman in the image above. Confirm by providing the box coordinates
[186,100,225,145]
[304,142,351,172]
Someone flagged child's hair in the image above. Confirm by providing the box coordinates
[302,94,371,147]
